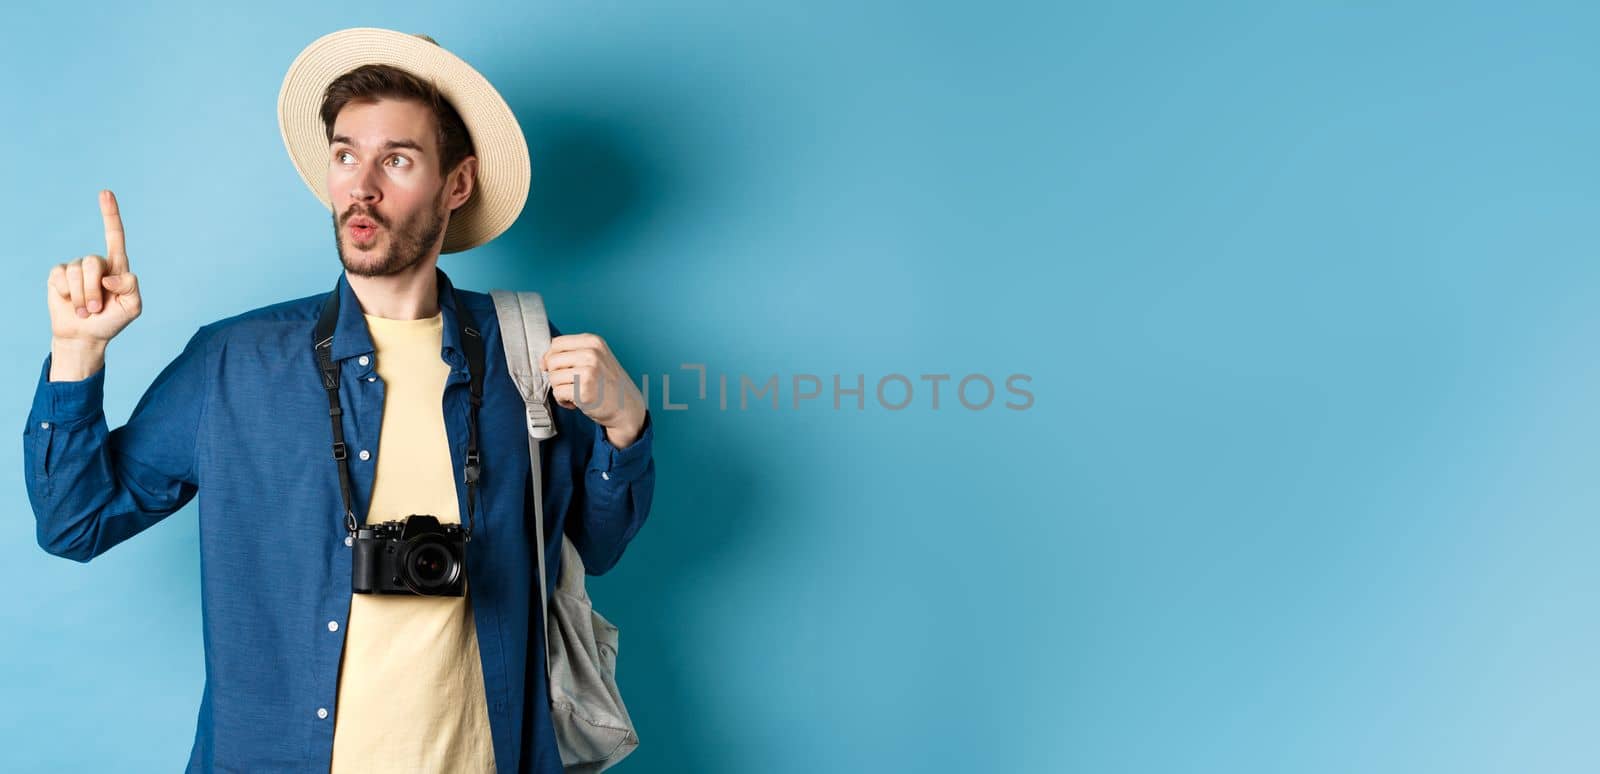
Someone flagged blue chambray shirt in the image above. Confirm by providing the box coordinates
[21,268,656,773]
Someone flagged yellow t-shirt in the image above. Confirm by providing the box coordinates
[329,312,496,774]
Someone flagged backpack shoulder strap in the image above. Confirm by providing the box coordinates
[490,288,565,681]
[490,290,559,441]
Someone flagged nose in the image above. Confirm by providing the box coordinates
[348,165,382,206]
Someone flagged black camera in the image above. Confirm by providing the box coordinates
[351,514,468,596]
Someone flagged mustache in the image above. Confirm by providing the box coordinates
[341,207,388,227]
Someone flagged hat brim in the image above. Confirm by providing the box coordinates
[277,27,530,254]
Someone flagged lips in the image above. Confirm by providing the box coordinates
[346,217,379,240]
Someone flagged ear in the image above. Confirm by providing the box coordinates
[445,155,477,211]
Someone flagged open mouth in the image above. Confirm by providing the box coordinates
[348,221,379,241]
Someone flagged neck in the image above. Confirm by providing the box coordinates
[346,259,441,320]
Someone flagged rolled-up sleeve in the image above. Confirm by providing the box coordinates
[23,328,212,562]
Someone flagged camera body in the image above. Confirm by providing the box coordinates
[351,514,468,596]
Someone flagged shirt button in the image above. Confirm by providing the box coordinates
[358,355,370,366]
[316,707,329,719]
[358,449,371,461]
[39,422,49,429]
[327,620,339,632]
[366,376,376,382]
[601,471,610,481]
[344,536,354,547]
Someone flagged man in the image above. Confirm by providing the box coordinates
[23,28,655,773]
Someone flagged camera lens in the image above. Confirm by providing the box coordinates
[414,546,448,581]
[401,538,461,594]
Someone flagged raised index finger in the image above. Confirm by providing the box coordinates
[100,189,129,272]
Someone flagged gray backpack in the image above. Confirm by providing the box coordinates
[491,289,640,772]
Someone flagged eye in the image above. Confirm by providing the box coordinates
[388,155,411,168]
[335,150,354,164]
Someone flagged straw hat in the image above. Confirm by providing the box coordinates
[277,27,530,253]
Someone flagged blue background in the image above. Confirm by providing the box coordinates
[2,1,1596,772]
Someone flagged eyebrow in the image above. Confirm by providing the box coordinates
[330,135,427,154]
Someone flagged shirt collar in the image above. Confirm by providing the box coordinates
[329,267,468,370]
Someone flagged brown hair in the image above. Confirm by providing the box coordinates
[319,63,476,181]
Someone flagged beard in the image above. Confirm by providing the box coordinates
[333,189,449,278]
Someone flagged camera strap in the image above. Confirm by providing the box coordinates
[312,270,486,540]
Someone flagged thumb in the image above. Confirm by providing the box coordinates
[101,274,134,294]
